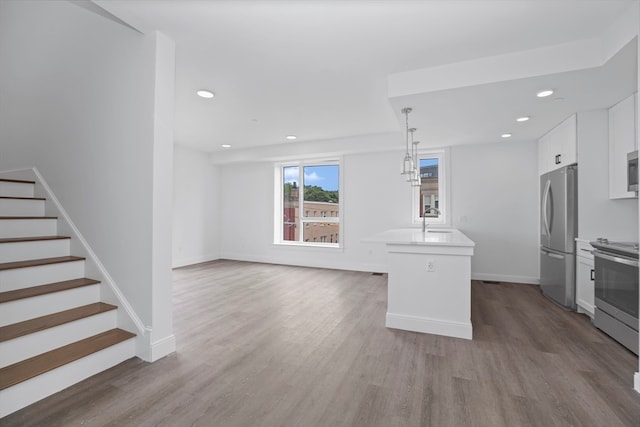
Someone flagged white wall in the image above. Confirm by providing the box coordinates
[0,1,174,360]
[173,145,220,267]
[217,136,539,283]
[577,109,639,241]
[450,141,540,283]
[219,149,407,273]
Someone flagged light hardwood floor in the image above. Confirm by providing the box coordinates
[3,260,639,426]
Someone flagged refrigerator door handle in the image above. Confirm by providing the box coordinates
[541,247,564,260]
[542,179,551,240]
[547,252,564,260]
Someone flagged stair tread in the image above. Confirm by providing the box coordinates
[0,256,85,271]
[0,302,117,342]
[0,278,100,303]
[0,178,35,184]
[0,216,57,219]
[0,328,135,390]
[0,235,70,244]
[0,196,45,201]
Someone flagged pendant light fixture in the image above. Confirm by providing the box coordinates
[400,108,414,176]
[411,139,422,187]
[407,127,418,183]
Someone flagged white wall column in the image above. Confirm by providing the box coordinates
[148,31,176,361]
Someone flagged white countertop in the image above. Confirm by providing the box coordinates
[363,228,475,247]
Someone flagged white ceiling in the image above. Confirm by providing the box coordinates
[93,0,638,153]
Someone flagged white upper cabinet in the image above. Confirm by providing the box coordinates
[538,114,577,175]
[608,93,637,199]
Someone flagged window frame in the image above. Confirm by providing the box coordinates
[274,158,343,248]
[412,148,450,227]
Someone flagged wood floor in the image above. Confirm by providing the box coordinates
[3,260,639,426]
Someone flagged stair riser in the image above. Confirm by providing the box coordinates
[0,199,45,217]
[0,182,34,198]
[0,239,70,263]
[0,219,57,238]
[0,338,135,418]
[0,284,100,326]
[0,310,117,368]
[0,260,85,292]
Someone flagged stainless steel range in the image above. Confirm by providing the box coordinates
[590,238,639,355]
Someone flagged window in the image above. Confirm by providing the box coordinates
[276,160,341,247]
[413,149,449,226]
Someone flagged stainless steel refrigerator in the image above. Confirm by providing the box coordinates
[540,164,577,309]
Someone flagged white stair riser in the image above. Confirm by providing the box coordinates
[0,338,135,418]
[0,181,34,198]
[0,310,117,368]
[0,219,57,238]
[0,260,85,292]
[0,284,100,326]
[0,198,45,217]
[0,239,70,263]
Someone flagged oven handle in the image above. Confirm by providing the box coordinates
[593,250,639,268]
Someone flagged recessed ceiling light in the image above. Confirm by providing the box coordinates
[536,89,554,98]
[221,144,231,148]
[501,133,512,138]
[516,116,530,122]
[197,89,214,99]
[285,135,297,140]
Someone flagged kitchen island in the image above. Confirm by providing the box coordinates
[364,228,475,340]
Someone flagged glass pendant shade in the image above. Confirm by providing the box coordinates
[408,168,418,183]
[401,153,414,175]
[411,172,421,187]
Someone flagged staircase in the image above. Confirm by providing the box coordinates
[0,178,136,418]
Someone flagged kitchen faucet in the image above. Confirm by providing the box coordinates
[422,207,441,232]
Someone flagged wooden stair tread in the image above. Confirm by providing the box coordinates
[0,178,35,184]
[0,256,85,271]
[0,196,45,201]
[0,235,70,244]
[0,328,135,390]
[0,302,117,342]
[0,216,57,220]
[0,278,100,303]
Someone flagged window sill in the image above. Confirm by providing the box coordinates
[273,241,343,250]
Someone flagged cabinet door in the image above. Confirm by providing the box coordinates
[561,114,577,166]
[576,256,595,318]
[608,93,637,199]
[538,133,550,175]
[550,114,577,169]
[539,114,577,175]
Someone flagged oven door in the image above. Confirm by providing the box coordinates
[593,249,639,329]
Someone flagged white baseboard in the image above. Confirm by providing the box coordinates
[138,334,176,363]
[386,312,472,340]
[220,252,387,274]
[635,372,640,394]
[471,272,539,285]
[172,254,220,269]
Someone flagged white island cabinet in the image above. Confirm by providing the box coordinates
[364,228,475,340]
